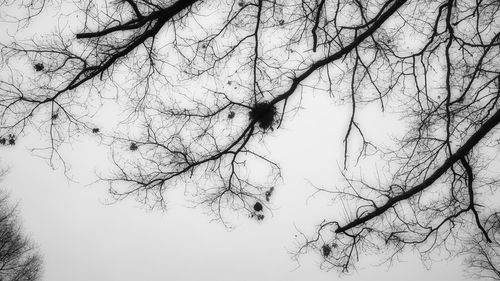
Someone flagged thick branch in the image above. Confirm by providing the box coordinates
[270,0,408,106]
[76,0,199,39]
[311,0,326,52]
[336,108,500,234]
[460,157,492,243]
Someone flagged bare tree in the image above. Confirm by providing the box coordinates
[1,0,499,276]
[0,190,43,281]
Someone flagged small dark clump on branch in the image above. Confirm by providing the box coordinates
[33,63,44,72]
[253,202,263,212]
[8,134,15,145]
[265,186,274,202]
[92,128,100,133]
[129,142,138,151]
[322,244,331,257]
[249,102,277,130]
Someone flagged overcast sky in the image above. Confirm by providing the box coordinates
[1,1,494,280]
[1,94,473,281]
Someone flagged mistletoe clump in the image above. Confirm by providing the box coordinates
[249,102,277,130]
[253,202,263,212]
[129,142,138,151]
[322,244,331,257]
[33,63,44,71]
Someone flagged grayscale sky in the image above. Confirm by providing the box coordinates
[2,94,471,281]
[1,1,495,280]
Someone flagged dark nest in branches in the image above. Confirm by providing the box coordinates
[249,102,277,130]
[253,202,263,212]
[0,134,15,145]
[129,142,138,151]
[265,186,274,202]
[33,63,44,71]
[322,244,331,257]
[250,202,265,221]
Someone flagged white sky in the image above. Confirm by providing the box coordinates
[1,1,494,280]
[1,93,473,281]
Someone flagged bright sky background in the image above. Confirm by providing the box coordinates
[1,93,472,281]
[0,1,490,280]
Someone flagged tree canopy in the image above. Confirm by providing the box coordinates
[1,0,499,275]
[0,189,43,281]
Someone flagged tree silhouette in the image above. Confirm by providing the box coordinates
[1,0,500,275]
[0,190,43,281]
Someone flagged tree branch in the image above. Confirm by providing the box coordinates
[336,107,500,234]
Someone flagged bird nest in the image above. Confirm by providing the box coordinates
[249,102,277,130]
[322,244,332,257]
[129,142,138,151]
[253,202,263,212]
[34,63,44,72]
